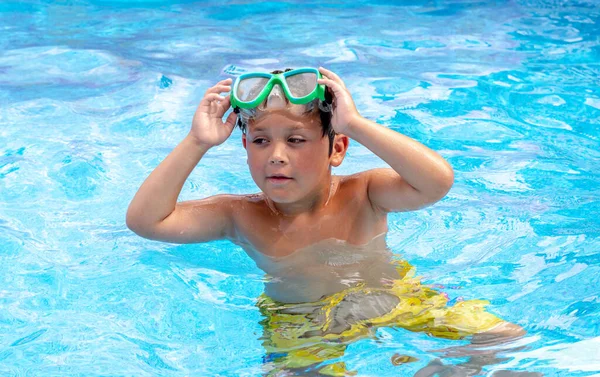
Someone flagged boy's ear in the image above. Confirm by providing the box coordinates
[242,133,247,150]
[329,134,349,167]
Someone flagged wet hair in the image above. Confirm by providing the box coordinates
[235,68,336,155]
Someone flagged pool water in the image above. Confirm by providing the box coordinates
[1,0,599,376]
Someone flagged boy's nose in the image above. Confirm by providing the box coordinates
[265,84,287,109]
[269,142,288,164]
[269,157,285,164]
[269,151,286,164]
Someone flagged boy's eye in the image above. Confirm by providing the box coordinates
[253,138,267,144]
[288,138,305,144]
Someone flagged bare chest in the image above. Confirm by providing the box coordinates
[234,195,387,260]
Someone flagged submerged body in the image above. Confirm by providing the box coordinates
[244,226,504,337]
[249,233,396,303]
[232,174,390,303]
[246,231,507,376]
[225,175,510,375]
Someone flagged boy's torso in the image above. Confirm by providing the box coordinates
[228,173,401,303]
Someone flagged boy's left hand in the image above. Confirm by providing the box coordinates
[317,67,361,135]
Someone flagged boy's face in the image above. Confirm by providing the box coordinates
[241,105,335,204]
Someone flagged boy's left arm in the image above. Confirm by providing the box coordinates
[347,114,454,212]
[318,67,454,212]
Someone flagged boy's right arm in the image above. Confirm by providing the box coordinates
[126,78,238,244]
[126,136,236,243]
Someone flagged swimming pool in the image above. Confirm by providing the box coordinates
[1,0,599,375]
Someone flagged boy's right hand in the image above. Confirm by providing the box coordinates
[189,78,238,148]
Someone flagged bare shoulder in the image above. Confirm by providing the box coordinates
[335,171,370,198]
[332,172,377,212]
[185,192,265,221]
[229,192,274,220]
[335,169,387,199]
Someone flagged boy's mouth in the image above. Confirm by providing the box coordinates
[267,174,293,183]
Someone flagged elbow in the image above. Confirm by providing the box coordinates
[410,163,454,209]
[429,164,454,203]
[126,208,151,237]
[126,217,155,239]
[126,212,142,235]
[440,166,455,197]
[126,208,167,240]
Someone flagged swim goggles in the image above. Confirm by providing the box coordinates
[230,67,326,111]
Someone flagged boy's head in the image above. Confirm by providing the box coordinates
[236,69,336,155]
[237,68,349,204]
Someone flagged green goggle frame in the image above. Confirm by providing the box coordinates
[230,67,326,110]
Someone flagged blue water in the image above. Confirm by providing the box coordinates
[1,0,599,376]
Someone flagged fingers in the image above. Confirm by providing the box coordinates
[204,78,232,97]
[317,76,345,96]
[205,84,232,96]
[201,78,233,110]
[317,67,348,97]
[215,77,233,86]
[318,67,346,89]
[201,92,226,104]
[216,94,231,113]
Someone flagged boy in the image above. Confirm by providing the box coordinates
[126,67,524,376]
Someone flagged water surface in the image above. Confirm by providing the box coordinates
[1,0,599,376]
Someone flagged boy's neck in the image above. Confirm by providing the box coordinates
[267,175,338,217]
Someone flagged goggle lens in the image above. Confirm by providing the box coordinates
[236,77,270,102]
[286,72,318,98]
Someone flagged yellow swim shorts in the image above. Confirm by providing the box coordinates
[256,264,504,376]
